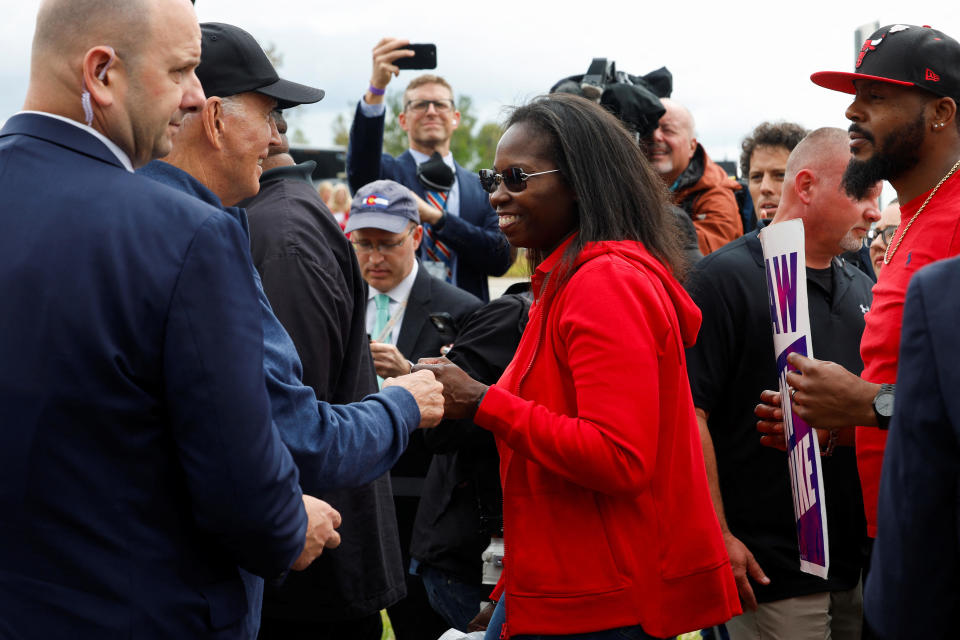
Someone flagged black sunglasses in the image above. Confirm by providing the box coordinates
[478,168,560,193]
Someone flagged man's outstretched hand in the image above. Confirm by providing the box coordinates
[382,369,445,428]
[413,357,488,421]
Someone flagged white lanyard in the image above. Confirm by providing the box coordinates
[374,299,408,343]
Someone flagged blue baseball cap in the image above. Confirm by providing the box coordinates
[345,180,420,234]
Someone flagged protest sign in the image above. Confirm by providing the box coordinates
[760,219,829,579]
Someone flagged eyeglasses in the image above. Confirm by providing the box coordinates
[478,168,560,194]
[404,99,455,114]
[867,225,898,246]
[351,229,414,255]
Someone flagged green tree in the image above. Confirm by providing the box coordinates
[448,94,478,167]
[263,42,283,70]
[290,127,309,145]
[382,92,408,158]
[332,111,350,147]
[472,121,503,171]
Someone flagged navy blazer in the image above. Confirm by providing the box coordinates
[0,114,306,638]
[396,264,483,363]
[347,103,511,302]
[865,255,960,637]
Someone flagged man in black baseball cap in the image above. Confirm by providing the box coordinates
[135,20,445,640]
[811,24,960,101]
[755,23,960,637]
[196,22,324,109]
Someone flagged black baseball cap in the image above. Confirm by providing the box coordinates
[811,24,960,102]
[197,23,324,109]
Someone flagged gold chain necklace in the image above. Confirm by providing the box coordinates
[884,157,960,265]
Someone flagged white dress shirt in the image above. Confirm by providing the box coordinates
[366,260,419,345]
[19,111,134,173]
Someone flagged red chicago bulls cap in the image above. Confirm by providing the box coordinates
[811,24,960,102]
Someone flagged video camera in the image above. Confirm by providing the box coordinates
[550,59,672,139]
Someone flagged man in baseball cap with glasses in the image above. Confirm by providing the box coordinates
[755,24,960,637]
[138,21,444,640]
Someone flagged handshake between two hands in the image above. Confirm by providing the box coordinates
[291,359,488,570]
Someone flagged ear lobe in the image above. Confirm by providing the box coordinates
[397,110,409,132]
[82,46,118,111]
[933,96,957,131]
[201,97,226,150]
[794,169,815,205]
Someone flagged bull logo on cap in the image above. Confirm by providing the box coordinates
[857,35,886,68]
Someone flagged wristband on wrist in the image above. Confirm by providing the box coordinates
[368,84,386,96]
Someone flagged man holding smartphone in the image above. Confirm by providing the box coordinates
[347,37,511,304]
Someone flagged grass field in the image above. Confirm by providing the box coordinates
[380,610,395,640]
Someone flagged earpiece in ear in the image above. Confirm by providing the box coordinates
[81,47,117,127]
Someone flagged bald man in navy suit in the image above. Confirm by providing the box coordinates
[0,1,334,636]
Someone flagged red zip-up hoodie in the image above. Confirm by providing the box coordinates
[476,237,740,638]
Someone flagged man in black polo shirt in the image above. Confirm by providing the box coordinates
[686,127,881,639]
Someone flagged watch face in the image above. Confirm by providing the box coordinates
[876,392,895,416]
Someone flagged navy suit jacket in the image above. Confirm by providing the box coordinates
[396,264,483,363]
[0,114,306,639]
[865,255,960,638]
[347,103,511,302]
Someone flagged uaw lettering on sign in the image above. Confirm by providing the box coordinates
[760,220,830,579]
[765,251,799,336]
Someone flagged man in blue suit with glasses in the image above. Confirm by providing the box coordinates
[347,37,511,304]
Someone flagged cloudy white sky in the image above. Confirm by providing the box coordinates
[3,0,960,173]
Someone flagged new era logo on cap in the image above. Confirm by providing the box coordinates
[811,24,960,103]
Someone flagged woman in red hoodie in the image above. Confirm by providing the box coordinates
[416,94,740,639]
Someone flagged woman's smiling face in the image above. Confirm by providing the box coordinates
[490,121,578,255]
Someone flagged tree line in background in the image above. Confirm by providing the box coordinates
[330,92,502,173]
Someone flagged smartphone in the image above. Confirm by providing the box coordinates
[395,44,437,70]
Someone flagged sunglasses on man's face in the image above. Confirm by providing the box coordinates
[478,168,560,194]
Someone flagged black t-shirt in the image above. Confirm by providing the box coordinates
[685,231,870,603]
[806,266,834,306]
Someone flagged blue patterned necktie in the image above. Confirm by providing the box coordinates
[422,190,454,283]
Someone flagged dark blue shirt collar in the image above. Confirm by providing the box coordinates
[137,160,249,235]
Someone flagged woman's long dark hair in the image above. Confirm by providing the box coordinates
[505,93,687,282]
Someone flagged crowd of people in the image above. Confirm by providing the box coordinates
[1,1,959,639]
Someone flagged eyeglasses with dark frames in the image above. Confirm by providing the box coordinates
[351,228,415,255]
[404,99,455,114]
[478,168,560,194]
[867,225,898,246]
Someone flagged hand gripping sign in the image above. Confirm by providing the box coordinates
[760,219,829,579]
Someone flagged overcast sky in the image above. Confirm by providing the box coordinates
[4,0,960,173]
